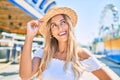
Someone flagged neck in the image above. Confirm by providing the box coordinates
[58,41,67,53]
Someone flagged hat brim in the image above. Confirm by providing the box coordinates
[39,7,77,37]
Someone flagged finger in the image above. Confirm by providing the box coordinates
[27,20,41,30]
[34,26,38,31]
[32,22,38,28]
[38,19,44,25]
[28,20,37,26]
[32,26,38,33]
[33,20,42,27]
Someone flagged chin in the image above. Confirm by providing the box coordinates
[58,38,68,42]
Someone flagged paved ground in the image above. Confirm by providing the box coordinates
[0,63,20,80]
[0,55,120,80]
[97,56,120,76]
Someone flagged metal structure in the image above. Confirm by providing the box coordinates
[98,4,120,63]
[99,4,119,39]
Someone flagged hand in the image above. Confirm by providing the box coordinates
[26,20,43,39]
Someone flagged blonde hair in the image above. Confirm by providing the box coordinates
[37,14,84,80]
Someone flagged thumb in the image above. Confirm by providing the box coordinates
[37,19,44,32]
[38,20,44,26]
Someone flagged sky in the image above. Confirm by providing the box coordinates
[55,0,120,45]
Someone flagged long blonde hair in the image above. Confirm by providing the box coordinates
[37,14,84,80]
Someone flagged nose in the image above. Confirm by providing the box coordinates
[58,25,64,31]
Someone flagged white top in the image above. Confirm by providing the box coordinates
[34,48,102,80]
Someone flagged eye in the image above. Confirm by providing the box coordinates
[61,20,66,25]
[51,23,57,29]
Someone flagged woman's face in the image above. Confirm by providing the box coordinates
[50,14,69,42]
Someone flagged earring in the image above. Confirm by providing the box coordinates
[50,35,53,38]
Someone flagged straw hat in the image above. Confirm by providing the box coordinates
[39,7,78,37]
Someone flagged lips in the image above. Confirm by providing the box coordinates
[58,31,67,36]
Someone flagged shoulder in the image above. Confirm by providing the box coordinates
[78,48,102,72]
[78,47,93,60]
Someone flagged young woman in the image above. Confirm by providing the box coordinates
[19,7,113,80]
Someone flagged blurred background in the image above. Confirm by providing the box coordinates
[0,0,120,80]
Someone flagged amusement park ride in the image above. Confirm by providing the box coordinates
[98,4,120,63]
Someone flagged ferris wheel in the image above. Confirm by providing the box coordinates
[99,4,119,37]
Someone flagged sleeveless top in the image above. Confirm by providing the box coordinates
[33,48,102,80]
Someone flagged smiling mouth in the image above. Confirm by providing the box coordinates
[58,31,67,36]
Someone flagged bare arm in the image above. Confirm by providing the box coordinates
[78,48,113,80]
[92,68,113,80]
[19,20,43,79]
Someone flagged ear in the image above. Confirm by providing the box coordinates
[49,33,53,38]
[50,30,53,37]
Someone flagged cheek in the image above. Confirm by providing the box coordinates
[51,30,58,37]
[65,25,69,31]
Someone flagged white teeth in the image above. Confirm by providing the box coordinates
[59,32,66,36]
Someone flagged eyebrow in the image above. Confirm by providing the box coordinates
[50,18,65,25]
